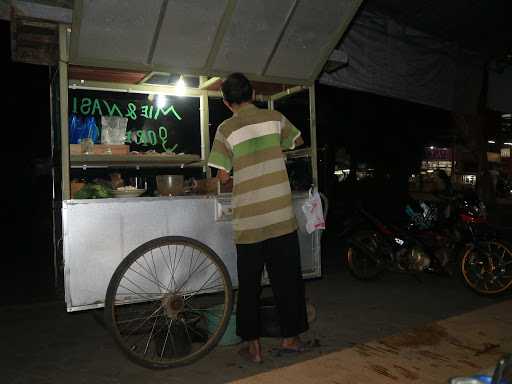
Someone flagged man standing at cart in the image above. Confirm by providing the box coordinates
[207,73,308,363]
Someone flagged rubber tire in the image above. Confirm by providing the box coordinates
[346,230,383,281]
[459,239,512,297]
[104,236,234,369]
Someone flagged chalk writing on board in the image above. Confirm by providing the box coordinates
[126,127,178,152]
[71,97,182,121]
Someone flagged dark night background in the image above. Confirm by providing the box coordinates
[1,17,452,306]
[2,19,56,304]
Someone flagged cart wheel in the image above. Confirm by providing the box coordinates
[105,236,234,369]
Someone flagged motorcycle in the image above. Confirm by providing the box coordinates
[342,190,512,296]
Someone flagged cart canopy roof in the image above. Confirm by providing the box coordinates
[68,0,362,85]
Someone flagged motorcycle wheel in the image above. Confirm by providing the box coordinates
[460,240,512,296]
[346,230,383,280]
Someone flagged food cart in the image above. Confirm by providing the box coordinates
[57,0,362,368]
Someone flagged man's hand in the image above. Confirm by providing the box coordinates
[217,169,231,184]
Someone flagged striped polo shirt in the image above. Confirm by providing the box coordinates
[208,103,302,244]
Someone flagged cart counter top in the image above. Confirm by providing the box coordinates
[65,191,310,205]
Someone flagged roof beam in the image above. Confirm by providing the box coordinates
[262,0,299,76]
[310,0,363,81]
[146,0,168,65]
[198,76,222,89]
[68,79,222,98]
[203,0,237,71]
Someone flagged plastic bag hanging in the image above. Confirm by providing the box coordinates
[69,114,85,144]
[84,116,100,143]
[302,188,326,234]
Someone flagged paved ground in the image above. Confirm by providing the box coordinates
[2,259,509,384]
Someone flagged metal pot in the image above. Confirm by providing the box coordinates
[156,175,184,196]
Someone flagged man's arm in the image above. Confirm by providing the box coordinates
[208,127,233,177]
[217,169,230,184]
[280,114,303,150]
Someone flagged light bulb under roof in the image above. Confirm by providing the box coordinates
[176,76,186,96]
[156,94,167,109]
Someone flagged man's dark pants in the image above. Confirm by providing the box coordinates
[235,231,309,340]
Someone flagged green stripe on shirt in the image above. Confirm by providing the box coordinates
[233,133,280,158]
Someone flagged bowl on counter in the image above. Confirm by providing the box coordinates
[112,188,146,198]
[156,175,184,196]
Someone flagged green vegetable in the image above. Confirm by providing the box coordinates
[74,183,113,199]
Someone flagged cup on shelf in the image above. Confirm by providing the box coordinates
[80,138,94,154]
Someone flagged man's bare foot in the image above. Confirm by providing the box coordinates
[238,339,263,363]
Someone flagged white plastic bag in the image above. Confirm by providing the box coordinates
[302,188,325,234]
[101,116,128,144]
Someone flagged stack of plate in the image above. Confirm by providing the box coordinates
[112,189,146,198]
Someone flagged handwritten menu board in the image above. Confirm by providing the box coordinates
[69,89,201,154]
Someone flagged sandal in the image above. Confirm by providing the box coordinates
[277,341,305,356]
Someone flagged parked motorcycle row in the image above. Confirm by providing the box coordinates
[339,188,512,297]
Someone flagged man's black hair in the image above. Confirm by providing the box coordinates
[221,73,253,105]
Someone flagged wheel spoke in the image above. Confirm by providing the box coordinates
[140,252,162,294]
[143,315,159,357]
[182,269,220,300]
[119,306,164,339]
[115,303,162,326]
[128,316,169,351]
[188,248,197,282]
[159,245,175,291]
[128,263,168,292]
[169,245,179,291]
[170,245,186,291]
[176,256,213,293]
[170,245,178,280]
[183,282,225,300]
[150,251,164,294]
[181,319,193,346]
[117,281,163,303]
[182,318,208,340]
